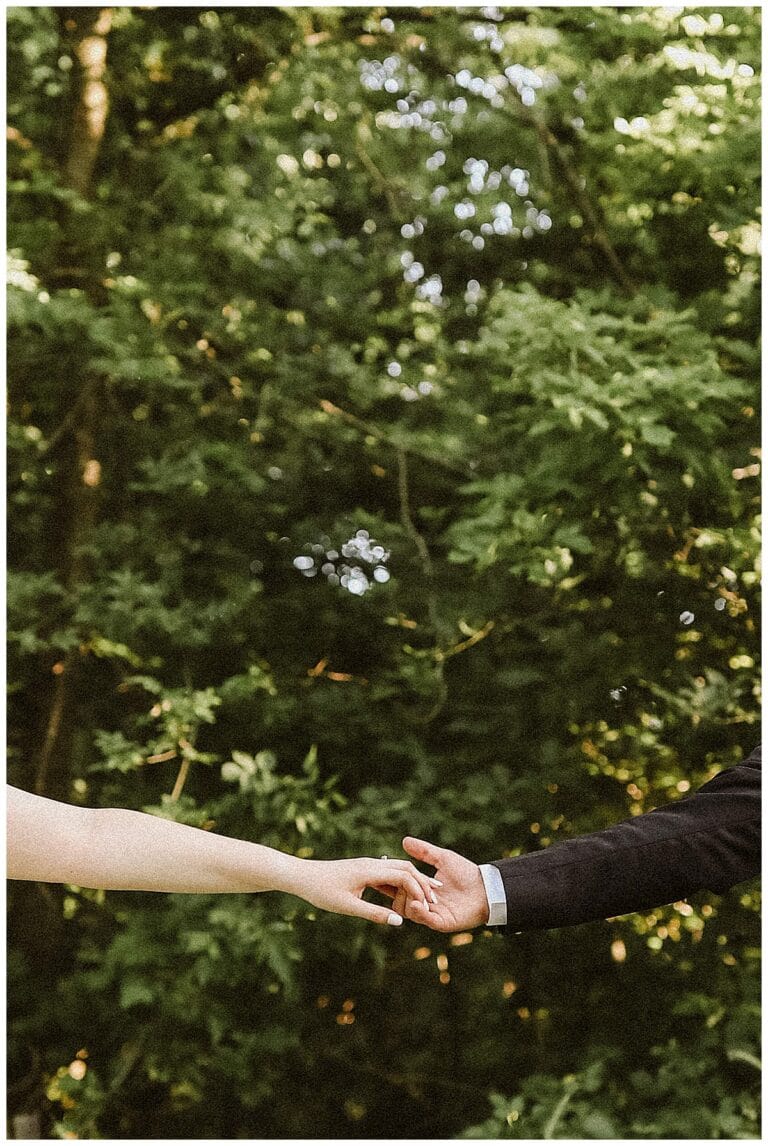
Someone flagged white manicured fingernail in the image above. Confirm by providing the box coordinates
[430,891,438,904]
[431,879,443,887]
[387,912,403,926]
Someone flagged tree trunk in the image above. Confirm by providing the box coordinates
[35,10,112,798]
[60,8,113,197]
[36,381,103,797]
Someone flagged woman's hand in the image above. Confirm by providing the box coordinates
[291,856,441,925]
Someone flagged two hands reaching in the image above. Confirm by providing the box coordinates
[6,787,480,931]
[312,839,488,931]
[296,855,443,927]
[303,838,488,931]
[10,750,761,931]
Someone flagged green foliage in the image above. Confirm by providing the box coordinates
[7,5,760,1139]
[461,979,761,1138]
[460,1021,761,1139]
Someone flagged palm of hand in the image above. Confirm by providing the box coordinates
[397,839,490,932]
[421,855,487,931]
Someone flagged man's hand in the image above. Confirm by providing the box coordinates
[394,836,490,932]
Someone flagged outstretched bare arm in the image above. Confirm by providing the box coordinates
[7,785,439,926]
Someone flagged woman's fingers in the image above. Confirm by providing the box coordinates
[330,858,447,925]
[374,859,439,904]
[371,864,431,908]
[347,896,404,926]
[391,859,440,903]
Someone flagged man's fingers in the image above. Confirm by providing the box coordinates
[381,859,440,901]
[402,835,447,870]
[404,871,432,905]
[376,868,431,908]
[406,898,430,921]
[408,899,447,930]
[391,888,407,919]
[389,859,440,902]
[365,861,435,907]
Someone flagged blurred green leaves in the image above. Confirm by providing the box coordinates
[7,5,759,1140]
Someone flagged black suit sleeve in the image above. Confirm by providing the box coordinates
[491,745,761,932]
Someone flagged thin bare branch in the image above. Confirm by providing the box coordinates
[169,758,191,803]
[354,124,405,217]
[317,398,472,477]
[396,449,448,724]
[396,447,434,581]
[438,620,496,662]
[508,92,636,296]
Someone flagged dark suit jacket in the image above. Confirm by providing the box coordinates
[492,745,761,931]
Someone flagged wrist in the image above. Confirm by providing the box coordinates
[211,839,305,896]
[270,852,310,899]
[471,865,491,928]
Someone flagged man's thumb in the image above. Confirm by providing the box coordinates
[402,835,445,869]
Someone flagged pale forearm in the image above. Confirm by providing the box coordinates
[7,786,303,894]
[7,786,441,925]
[78,806,304,893]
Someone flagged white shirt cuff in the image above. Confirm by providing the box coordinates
[479,863,507,926]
